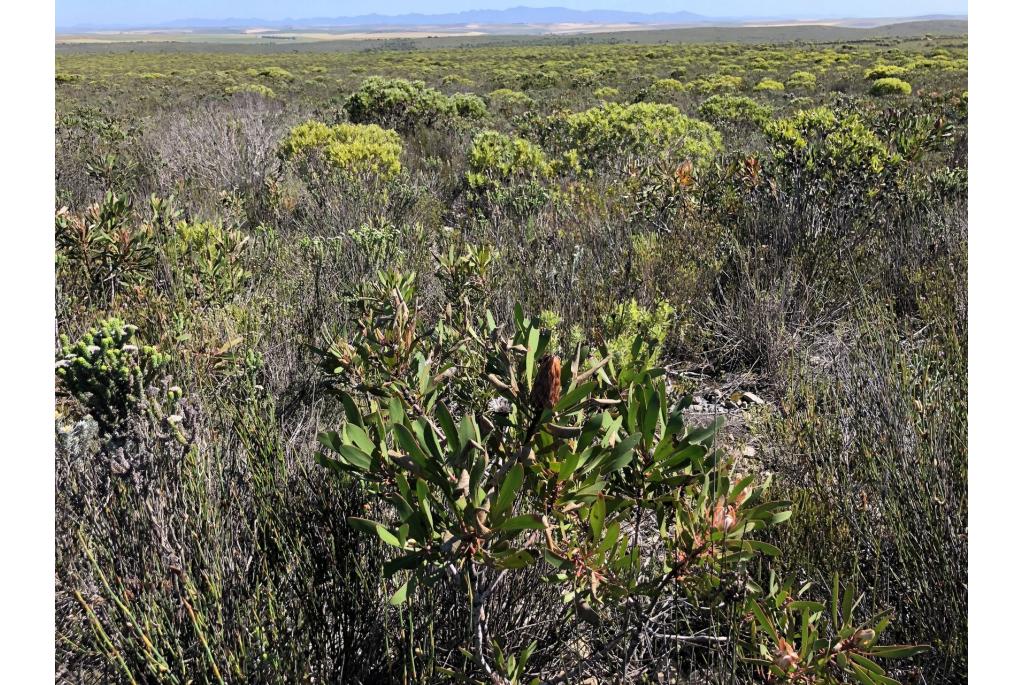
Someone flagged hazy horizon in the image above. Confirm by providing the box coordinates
[57,1,968,29]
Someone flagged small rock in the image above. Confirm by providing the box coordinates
[742,391,765,405]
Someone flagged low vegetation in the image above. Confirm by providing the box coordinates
[55,29,967,684]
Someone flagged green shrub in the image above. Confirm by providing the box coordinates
[467,130,551,215]
[785,71,817,91]
[602,299,675,371]
[864,64,909,80]
[552,102,722,172]
[764,106,898,182]
[870,77,912,96]
[593,86,619,100]
[56,318,173,434]
[684,74,743,94]
[345,76,455,130]
[224,83,276,98]
[245,66,293,81]
[698,94,772,127]
[282,120,404,180]
[56,72,82,84]
[753,78,785,92]
[451,92,488,120]
[487,88,535,116]
[646,77,686,100]
[165,220,251,305]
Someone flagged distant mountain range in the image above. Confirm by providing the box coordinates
[61,6,710,32]
[57,5,968,33]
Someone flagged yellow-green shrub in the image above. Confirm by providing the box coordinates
[753,78,785,92]
[870,77,912,96]
[282,121,403,180]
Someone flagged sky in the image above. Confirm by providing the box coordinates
[56,1,969,28]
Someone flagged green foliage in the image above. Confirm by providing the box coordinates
[245,65,293,81]
[345,76,455,130]
[785,71,817,91]
[164,220,251,305]
[870,77,912,96]
[314,267,791,678]
[864,64,909,80]
[763,107,898,182]
[487,88,535,116]
[739,571,929,683]
[466,130,551,216]
[601,299,674,372]
[685,74,743,94]
[699,94,772,127]
[551,101,723,173]
[451,92,488,120]
[753,78,786,92]
[224,83,276,98]
[281,120,404,180]
[593,85,619,100]
[645,77,686,100]
[56,318,174,434]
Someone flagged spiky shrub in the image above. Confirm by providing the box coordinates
[698,94,772,128]
[56,318,174,435]
[281,120,404,180]
[344,76,455,131]
[870,77,913,97]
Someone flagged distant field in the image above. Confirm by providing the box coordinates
[56,19,967,53]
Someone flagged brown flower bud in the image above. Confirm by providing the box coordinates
[531,354,562,411]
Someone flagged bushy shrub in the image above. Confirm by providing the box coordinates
[451,92,488,120]
[56,72,82,83]
[224,83,276,98]
[164,220,251,305]
[281,120,404,180]
[245,66,293,81]
[487,88,535,116]
[56,318,173,434]
[602,299,675,371]
[870,77,912,96]
[864,64,909,80]
[466,130,551,215]
[551,102,723,173]
[646,77,686,100]
[345,76,455,130]
[685,74,743,94]
[785,71,817,91]
[593,85,619,100]
[698,94,772,127]
[753,78,785,92]
[763,106,898,187]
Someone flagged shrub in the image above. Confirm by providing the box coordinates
[56,318,173,435]
[551,102,722,173]
[224,83,276,98]
[864,64,909,80]
[593,86,619,100]
[785,71,817,91]
[646,77,686,100]
[753,78,785,92]
[487,88,535,116]
[870,77,912,97]
[602,299,675,371]
[164,220,251,305]
[451,92,488,120]
[345,76,455,130]
[245,66,293,81]
[56,72,82,83]
[466,130,551,216]
[281,120,404,180]
[698,94,772,127]
[684,74,743,94]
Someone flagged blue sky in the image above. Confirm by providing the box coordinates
[56,1,968,28]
